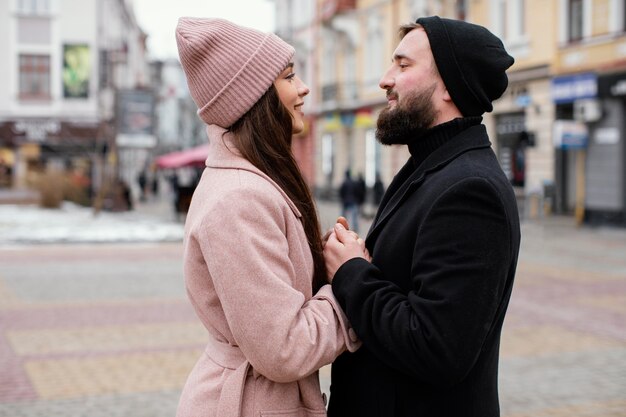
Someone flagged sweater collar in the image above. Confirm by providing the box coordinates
[408,116,482,168]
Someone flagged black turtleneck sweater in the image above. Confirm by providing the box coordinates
[408,116,482,169]
[378,117,483,216]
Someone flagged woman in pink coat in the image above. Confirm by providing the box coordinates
[174,18,362,417]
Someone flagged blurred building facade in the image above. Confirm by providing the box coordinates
[0,0,153,207]
[550,0,626,226]
[150,59,205,154]
[274,0,626,226]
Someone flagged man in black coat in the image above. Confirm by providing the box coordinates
[323,16,521,417]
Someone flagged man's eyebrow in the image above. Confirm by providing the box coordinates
[392,53,413,62]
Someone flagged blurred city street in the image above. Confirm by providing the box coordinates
[0,197,625,416]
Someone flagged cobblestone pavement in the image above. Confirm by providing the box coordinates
[1,201,625,416]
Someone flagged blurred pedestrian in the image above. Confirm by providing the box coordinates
[137,170,147,202]
[355,173,366,216]
[372,172,385,207]
[324,17,521,417]
[174,17,361,417]
[339,170,359,233]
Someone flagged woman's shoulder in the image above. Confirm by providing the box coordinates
[189,168,291,228]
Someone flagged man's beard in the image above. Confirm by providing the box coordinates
[376,84,438,145]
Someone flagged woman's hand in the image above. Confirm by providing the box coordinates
[323,222,371,283]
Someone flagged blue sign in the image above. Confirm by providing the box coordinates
[561,132,588,149]
[553,120,588,149]
[551,73,597,104]
[515,94,532,107]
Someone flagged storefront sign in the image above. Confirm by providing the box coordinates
[13,120,60,142]
[551,73,597,104]
[553,120,588,149]
[0,120,98,146]
[599,72,626,98]
[594,128,620,145]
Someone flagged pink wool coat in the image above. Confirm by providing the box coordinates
[176,125,360,417]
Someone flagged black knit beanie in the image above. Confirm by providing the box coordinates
[415,16,514,116]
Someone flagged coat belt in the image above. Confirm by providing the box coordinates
[205,336,250,417]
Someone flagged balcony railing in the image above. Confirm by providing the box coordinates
[321,81,359,105]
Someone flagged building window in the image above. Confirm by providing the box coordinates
[456,0,467,20]
[365,13,383,89]
[321,28,340,103]
[322,133,335,189]
[16,0,51,15]
[19,54,50,99]
[491,0,507,39]
[365,129,381,187]
[491,0,526,42]
[408,0,428,20]
[568,0,584,41]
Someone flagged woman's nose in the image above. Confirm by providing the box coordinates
[298,80,310,96]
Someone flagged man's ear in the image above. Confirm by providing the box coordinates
[442,87,453,103]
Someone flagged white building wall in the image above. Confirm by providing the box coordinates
[0,1,11,114]
[156,60,184,146]
[4,0,99,121]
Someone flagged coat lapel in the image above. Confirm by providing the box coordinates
[366,125,492,244]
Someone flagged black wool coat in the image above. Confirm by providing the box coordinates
[328,124,521,417]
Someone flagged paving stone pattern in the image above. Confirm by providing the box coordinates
[0,205,625,416]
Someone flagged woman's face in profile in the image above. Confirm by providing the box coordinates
[274,63,310,134]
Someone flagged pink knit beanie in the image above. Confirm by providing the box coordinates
[175,17,295,128]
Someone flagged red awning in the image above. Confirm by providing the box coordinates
[155,144,209,169]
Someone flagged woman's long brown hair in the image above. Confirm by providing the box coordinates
[228,85,327,293]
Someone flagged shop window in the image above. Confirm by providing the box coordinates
[496,113,527,187]
[0,156,12,188]
[511,143,526,187]
[19,54,50,99]
[364,129,381,188]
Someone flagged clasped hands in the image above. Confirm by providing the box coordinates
[323,217,372,283]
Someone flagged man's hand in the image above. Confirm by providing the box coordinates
[322,216,350,246]
[324,222,371,283]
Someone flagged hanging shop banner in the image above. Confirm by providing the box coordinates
[62,44,91,98]
[551,73,597,104]
[340,112,355,128]
[354,109,374,128]
[553,120,588,149]
[116,89,156,147]
[323,113,342,132]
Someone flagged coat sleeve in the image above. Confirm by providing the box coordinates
[193,183,359,383]
[332,177,514,387]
